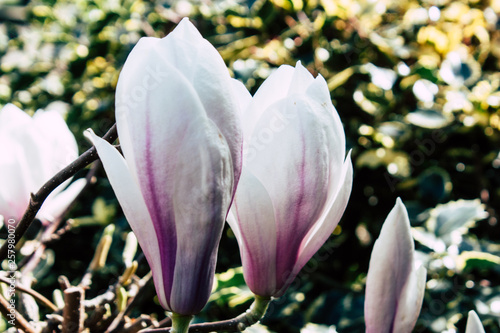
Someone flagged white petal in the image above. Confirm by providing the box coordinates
[161,19,244,192]
[364,198,415,333]
[32,110,78,177]
[0,107,48,189]
[0,105,78,222]
[248,95,337,281]
[84,130,167,309]
[287,61,315,97]
[169,118,233,314]
[0,137,32,221]
[0,104,32,131]
[38,178,87,222]
[294,152,353,274]
[228,168,277,297]
[231,78,252,115]
[465,311,486,333]
[393,264,427,332]
[306,74,346,167]
[115,42,207,224]
[242,65,295,138]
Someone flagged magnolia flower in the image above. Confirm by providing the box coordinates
[465,311,485,333]
[364,198,427,333]
[0,104,85,225]
[86,18,242,316]
[227,62,353,297]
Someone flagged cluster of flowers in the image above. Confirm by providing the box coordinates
[0,18,486,333]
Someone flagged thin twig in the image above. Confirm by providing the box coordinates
[0,124,117,261]
[0,292,37,333]
[0,275,58,312]
[140,297,271,333]
[156,316,172,328]
[17,160,101,272]
[123,315,154,333]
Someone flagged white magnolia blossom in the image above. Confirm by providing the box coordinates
[0,104,85,224]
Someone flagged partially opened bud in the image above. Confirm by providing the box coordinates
[364,198,427,333]
[87,18,242,316]
[227,62,353,298]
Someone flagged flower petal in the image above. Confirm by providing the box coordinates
[38,178,87,223]
[364,198,414,333]
[465,311,485,333]
[115,39,209,300]
[0,104,79,222]
[287,61,316,97]
[228,168,277,297]
[241,65,295,139]
[169,118,233,314]
[33,110,78,172]
[115,36,206,185]
[393,264,427,332]
[0,137,32,221]
[245,93,340,288]
[0,104,32,131]
[231,78,252,115]
[84,130,167,309]
[148,18,243,192]
[306,74,346,170]
[0,106,48,189]
[292,152,353,280]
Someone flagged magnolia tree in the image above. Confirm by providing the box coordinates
[0,18,488,333]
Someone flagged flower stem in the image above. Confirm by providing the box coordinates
[235,295,271,330]
[140,295,271,332]
[170,313,194,333]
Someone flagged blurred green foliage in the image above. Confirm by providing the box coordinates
[0,0,499,332]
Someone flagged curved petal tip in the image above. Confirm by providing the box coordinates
[466,311,485,333]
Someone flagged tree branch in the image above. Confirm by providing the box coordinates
[62,286,85,333]
[140,297,271,333]
[0,124,117,261]
[17,160,101,272]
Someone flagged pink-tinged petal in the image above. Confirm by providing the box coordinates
[393,264,426,332]
[115,36,206,182]
[115,40,210,301]
[465,311,485,333]
[85,130,168,309]
[245,94,336,289]
[364,198,415,333]
[228,168,277,297]
[38,178,87,223]
[148,18,243,193]
[292,152,353,281]
[235,63,351,296]
[242,65,295,139]
[169,118,233,315]
[112,18,241,315]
